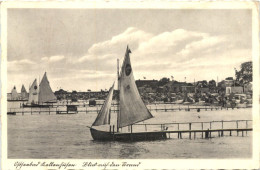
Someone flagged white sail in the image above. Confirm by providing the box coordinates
[21,84,28,100]
[11,86,19,100]
[28,79,38,104]
[118,46,153,128]
[38,72,57,104]
[92,83,114,126]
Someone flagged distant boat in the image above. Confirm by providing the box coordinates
[20,84,29,100]
[8,85,29,102]
[10,86,19,100]
[23,72,57,108]
[88,46,167,141]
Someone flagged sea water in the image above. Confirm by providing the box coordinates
[7,101,252,159]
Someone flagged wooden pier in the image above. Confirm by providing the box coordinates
[7,103,251,115]
[131,120,253,139]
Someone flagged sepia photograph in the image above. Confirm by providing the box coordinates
[1,1,259,170]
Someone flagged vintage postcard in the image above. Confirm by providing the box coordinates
[1,1,259,170]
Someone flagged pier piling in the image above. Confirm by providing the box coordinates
[201,122,203,138]
[189,123,192,139]
[236,121,239,136]
[246,120,248,136]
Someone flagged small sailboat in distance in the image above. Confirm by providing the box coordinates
[20,85,29,100]
[88,46,167,141]
[38,72,57,104]
[28,79,39,105]
[10,86,19,100]
[23,72,57,107]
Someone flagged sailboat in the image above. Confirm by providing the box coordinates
[23,72,57,107]
[20,85,29,100]
[10,86,19,100]
[88,46,167,141]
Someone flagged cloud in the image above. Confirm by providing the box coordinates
[41,55,65,62]
[78,27,153,62]
[8,59,36,72]
[8,59,35,65]
[73,27,251,84]
[7,27,251,91]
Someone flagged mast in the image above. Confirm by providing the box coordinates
[117,58,120,132]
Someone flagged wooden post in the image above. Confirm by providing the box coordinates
[177,123,180,139]
[145,124,147,131]
[201,122,203,138]
[205,129,209,139]
[39,107,41,114]
[189,123,191,139]
[31,107,32,115]
[242,130,244,137]
[230,130,232,136]
[210,122,212,129]
[130,125,133,141]
[221,120,224,136]
[110,125,111,133]
[164,105,166,112]
[194,132,196,139]
[236,121,239,136]
[155,105,157,112]
[49,107,50,115]
[113,125,115,140]
[246,120,248,136]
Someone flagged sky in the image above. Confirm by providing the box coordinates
[7,9,252,92]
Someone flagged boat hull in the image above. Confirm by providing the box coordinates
[7,112,16,115]
[89,127,167,141]
[22,103,52,108]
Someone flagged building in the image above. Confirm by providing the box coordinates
[54,89,68,100]
[181,86,195,93]
[136,79,158,88]
[226,86,243,94]
[197,87,210,93]
[163,81,194,93]
[136,79,158,94]
[224,77,234,87]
